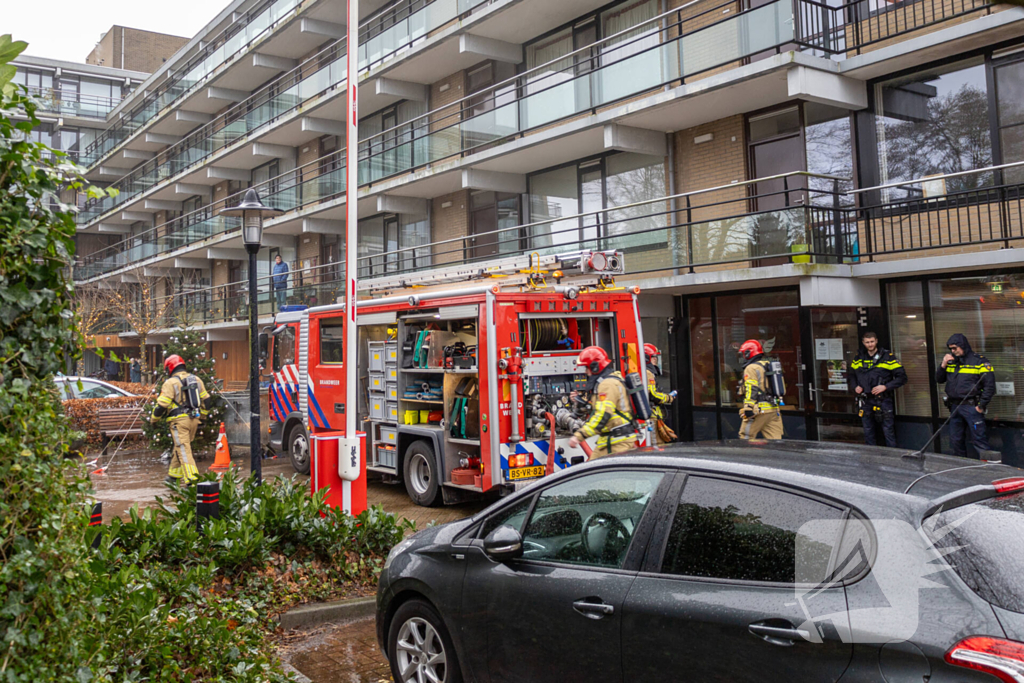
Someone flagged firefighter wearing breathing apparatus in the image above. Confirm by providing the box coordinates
[937,333,996,459]
[152,354,211,484]
[644,343,677,444]
[738,340,784,440]
[568,346,638,459]
[847,331,907,449]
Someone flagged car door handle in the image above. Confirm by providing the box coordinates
[748,622,811,646]
[573,599,614,619]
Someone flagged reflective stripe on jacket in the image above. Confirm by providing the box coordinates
[575,372,634,445]
[156,370,211,421]
[742,361,776,412]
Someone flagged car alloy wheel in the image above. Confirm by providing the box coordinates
[396,616,448,683]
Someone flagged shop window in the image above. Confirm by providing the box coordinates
[887,281,931,417]
[928,275,1024,422]
[689,297,715,407]
[716,290,801,409]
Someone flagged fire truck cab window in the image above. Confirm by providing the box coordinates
[320,318,345,364]
[273,326,296,371]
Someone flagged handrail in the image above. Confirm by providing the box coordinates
[74,171,846,276]
[79,0,792,223]
[82,0,489,169]
[849,160,1024,194]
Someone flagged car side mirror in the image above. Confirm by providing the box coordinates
[483,525,524,562]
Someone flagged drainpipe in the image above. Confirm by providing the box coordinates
[667,131,680,275]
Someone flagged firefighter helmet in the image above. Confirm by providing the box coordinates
[577,346,612,374]
[164,354,185,375]
[738,340,763,363]
[644,343,662,376]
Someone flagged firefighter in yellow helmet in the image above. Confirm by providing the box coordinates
[737,340,783,440]
[644,343,677,444]
[152,354,211,484]
[568,346,637,459]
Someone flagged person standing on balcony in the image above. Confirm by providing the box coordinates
[937,333,996,459]
[272,255,289,309]
[848,331,907,448]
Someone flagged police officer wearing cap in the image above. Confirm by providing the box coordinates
[568,346,637,458]
[847,331,907,448]
[152,354,211,484]
[937,333,996,459]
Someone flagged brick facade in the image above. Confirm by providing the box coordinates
[86,26,189,73]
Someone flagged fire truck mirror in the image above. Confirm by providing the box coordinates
[258,332,269,362]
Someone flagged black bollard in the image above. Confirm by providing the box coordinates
[196,481,220,533]
[89,502,102,549]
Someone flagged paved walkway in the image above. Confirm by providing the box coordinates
[283,618,391,683]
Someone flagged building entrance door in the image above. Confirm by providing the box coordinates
[802,307,864,443]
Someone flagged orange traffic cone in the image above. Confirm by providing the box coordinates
[210,423,231,471]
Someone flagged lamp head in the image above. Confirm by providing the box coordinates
[217,188,284,249]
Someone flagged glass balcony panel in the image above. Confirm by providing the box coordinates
[681,0,792,78]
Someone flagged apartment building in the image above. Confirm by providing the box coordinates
[63,0,1024,462]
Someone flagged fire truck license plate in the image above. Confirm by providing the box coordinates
[509,465,544,481]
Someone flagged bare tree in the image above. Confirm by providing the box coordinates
[71,283,117,374]
[107,264,177,377]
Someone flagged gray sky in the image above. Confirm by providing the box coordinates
[7,0,221,65]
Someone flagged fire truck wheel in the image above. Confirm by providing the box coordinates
[388,598,462,683]
[404,440,441,507]
[287,425,310,475]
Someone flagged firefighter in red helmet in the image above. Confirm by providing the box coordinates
[737,340,783,440]
[644,343,677,444]
[152,354,211,484]
[568,346,637,459]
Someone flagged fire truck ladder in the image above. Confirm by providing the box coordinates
[360,249,625,296]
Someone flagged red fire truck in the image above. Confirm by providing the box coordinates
[262,250,649,511]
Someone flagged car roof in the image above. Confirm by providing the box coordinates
[55,376,136,396]
[592,440,1022,507]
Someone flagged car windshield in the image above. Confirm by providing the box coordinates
[925,491,1024,613]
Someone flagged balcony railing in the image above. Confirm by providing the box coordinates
[80,0,303,166]
[80,164,1024,336]
[78,0,793,225]
[26,86,123,119]
[79,0,492,172]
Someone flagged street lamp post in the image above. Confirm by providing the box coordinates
[218,188,282,484]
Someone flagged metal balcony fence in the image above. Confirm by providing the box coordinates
[79,165,1024,336]
[79,0,493,172]
[25,86,122,119]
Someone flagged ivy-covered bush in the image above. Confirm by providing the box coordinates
[0,35,413,682]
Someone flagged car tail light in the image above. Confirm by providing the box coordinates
[946,636,1024,682]
[993,477,1024,494]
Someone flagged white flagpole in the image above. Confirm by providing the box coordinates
[344,0,359,461]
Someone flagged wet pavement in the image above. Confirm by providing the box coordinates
[85,443,488,682]
[281,618,392,683]
[86,444,491,528]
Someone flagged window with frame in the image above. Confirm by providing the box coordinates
[273,325,297,371]
[319,317,345,364]
[519,470,664,568]
[660,476,843,584]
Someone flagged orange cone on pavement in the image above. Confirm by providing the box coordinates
[210,423,231,471]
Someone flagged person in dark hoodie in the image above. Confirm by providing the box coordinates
[936,333,996,458]
[847,331,907,448]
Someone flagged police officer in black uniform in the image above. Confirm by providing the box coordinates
[847,331,907,448]
[936,333,996,459]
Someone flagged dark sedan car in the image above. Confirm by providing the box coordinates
[376,441,1024,683]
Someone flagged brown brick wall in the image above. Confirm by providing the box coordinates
[673,116,749,267]
[86,26,188,73]
[428,70,466,160]
[851,0,1000,54]
[431,190,470,265]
